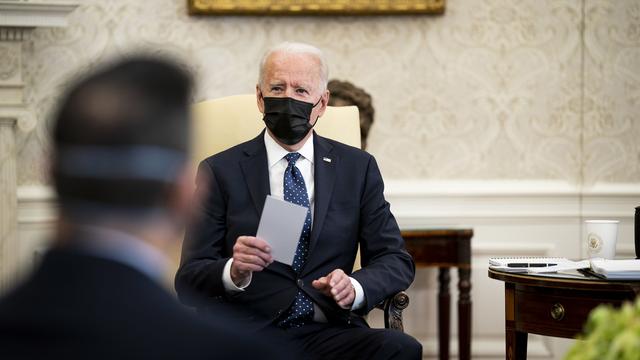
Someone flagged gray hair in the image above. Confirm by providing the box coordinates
[258,42,329,92]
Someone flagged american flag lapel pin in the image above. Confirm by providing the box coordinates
[323,157,332,163]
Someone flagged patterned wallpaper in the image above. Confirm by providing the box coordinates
[583,1,640,184]
[16,0,640,185]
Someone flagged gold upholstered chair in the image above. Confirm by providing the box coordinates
[191,94,409,331]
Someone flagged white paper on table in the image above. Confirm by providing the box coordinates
[256,195,308,266]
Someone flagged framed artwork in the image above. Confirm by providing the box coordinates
[188,0,445,16]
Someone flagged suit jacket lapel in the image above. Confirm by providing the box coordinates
[309,133,336,257]
[239,132,270,215]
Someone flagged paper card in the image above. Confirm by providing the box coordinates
[256,195,308,266]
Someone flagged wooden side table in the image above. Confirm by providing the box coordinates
[402,229,473,360]
[489,269,640,360]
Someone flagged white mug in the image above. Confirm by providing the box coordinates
[585,220,619,259]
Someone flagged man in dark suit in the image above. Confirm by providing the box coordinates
[176,42,422,359]
[0,57,279,359]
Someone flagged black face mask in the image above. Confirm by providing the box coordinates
[262,96,322,145]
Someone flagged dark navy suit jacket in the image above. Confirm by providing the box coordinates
[175,131,414,327]
[0,245,279,359]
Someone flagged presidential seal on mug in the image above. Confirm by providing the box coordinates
[588,233,602,254]
[585,220,618,259]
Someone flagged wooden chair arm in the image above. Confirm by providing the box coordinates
[376,291,409,332]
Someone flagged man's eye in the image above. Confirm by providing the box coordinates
[271,87,282,92]
[296,89,308,94]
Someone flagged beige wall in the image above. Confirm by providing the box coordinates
[17,0,640,186]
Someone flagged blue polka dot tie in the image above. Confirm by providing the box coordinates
[278,152,314,328]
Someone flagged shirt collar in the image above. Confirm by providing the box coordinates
[71,224,169,282]
[264,130,315,168]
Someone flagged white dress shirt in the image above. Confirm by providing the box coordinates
[221,130,366,317]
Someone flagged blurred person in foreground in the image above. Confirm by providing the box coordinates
[0,57,278,359]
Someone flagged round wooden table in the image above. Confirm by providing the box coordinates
[488,268,640,360]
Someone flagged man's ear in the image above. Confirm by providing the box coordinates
[317,89,330,118]
[256,85,265,114]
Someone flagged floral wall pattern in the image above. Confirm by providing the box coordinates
[15,0,640,186]
[583,1,640,184]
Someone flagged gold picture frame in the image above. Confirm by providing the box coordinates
[188,0,445,16]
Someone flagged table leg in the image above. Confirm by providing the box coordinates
[505,282,527,360]
[438,267,450,360]
[458,267,472,360]
[506,330,527,360]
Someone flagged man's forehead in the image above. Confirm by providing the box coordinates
[267,70,317,85]
[264,52,321,81]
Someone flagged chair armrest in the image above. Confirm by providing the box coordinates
[376,291,409,332]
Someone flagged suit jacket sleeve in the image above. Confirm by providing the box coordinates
[175,159,230,306]
[349,155,415,313]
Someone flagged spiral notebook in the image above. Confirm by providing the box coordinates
[489,257,588,274]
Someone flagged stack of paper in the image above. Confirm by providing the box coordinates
[590,259,640,280]
[490,256,640,280]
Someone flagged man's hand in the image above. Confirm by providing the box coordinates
[230,236,273,286]
[312,269,355,309]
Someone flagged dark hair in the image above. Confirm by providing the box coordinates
[51,56,193,217]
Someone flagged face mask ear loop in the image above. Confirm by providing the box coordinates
[312,95,323,108]
[308,94,324,129]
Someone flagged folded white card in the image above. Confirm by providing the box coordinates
[256,195,308,266]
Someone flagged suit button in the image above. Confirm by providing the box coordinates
[297,279,304,288]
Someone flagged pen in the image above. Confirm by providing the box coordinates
[507,263,557,268]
